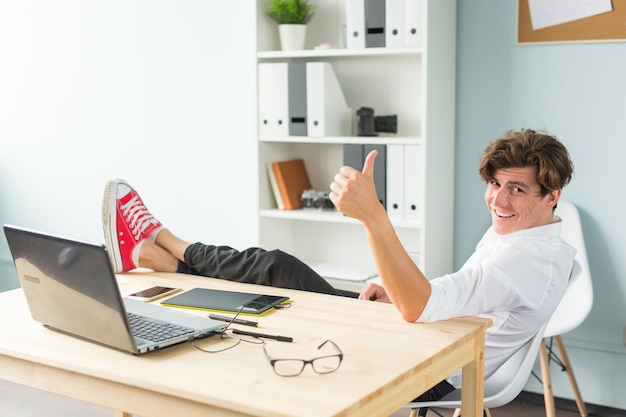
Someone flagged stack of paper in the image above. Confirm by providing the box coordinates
[310,262,379,282]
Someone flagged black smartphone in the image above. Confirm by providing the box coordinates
[240,295,289,314]
[127,286,182,302]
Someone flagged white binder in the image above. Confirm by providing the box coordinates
[258,63,289,137]
[306,62,351,137]
[385,0,405,48]
[404,144,423,223]
[346,0,366,49]
[404,0,422,47]
[386,144,405,221]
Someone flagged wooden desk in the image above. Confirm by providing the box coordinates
[0,272,491,417]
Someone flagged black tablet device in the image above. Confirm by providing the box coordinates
[160,288,289,316]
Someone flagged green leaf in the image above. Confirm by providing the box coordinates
[267,0,314,25]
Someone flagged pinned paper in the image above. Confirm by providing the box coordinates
[528,0,613,30]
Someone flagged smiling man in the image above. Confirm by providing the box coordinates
[330,128,576,401]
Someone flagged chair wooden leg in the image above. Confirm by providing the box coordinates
[409,410,418,417]
[449,408,485,417]
[539,340,557,417]
[554,335,588,416]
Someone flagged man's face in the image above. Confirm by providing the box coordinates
[484,167,560,235]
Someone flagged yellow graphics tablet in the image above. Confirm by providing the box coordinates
[161,288,289,316]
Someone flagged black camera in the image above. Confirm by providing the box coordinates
[356,107,398,136]
[301,189,335,210]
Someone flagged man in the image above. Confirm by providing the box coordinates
[330,128,576,398]
[103,128,575,400]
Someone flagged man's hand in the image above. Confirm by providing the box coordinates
[329,150,384,223]
[359,283,392,303]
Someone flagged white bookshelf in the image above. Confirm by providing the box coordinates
[255,0,456,290]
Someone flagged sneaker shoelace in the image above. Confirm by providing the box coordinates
[120,195,159,240]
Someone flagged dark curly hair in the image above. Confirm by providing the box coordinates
[478,129,574,197]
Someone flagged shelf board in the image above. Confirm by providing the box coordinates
[259,209,421,229]
[260,208,358,224]
[257,47,422,60]
[259,136,423,145]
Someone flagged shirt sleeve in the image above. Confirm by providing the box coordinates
[417,238,556,322]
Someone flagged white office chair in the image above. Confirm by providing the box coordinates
[539,200,593,417]
[402,320,550,417]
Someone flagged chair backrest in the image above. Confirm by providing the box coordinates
[545,200,593,337]
[481,320,549,408]
[403,321,549,411]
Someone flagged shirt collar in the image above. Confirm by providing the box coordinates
[485,215,563,241]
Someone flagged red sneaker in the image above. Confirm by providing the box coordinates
[102,179,162,272]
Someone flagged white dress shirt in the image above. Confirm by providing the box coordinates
[418,217,577,388]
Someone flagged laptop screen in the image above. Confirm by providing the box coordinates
[4,225,137,351]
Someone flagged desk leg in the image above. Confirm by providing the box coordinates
[114,411,132,417]
[461,331,485,417]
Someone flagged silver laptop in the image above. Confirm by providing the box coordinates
[3,224,225,354]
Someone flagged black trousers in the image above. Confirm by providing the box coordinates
[412,380,455,402]
[177,243,357,297]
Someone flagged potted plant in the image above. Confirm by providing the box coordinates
[266,0,315,51]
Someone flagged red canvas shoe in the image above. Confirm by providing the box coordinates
[102,179,162,272]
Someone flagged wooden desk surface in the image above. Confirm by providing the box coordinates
[0,271,491,417]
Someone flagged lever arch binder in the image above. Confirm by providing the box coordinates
[385,0,405,48]
[404,144,423,223]
[343,144,364,171]
[288,63,307,136]
[258,63,289,137]
[404,0,423,47]
[346,0,366,49]
[386,144,405,221]
[365,0,386,47]
[306,62,351,137]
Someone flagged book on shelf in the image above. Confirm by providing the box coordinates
[266,161,285,210]
[270,159,312,210]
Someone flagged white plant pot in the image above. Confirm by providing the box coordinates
[279,24,307,51]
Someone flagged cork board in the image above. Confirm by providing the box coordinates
[518,0,626,44]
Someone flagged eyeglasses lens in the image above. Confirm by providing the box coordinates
[312,356,341,374]
[273,360,306,377]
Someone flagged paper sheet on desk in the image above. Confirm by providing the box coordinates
[310,263,378,282]
[528,0,612,30]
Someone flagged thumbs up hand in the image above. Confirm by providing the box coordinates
[329,150,385,224]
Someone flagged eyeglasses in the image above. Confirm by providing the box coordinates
[262,339,343,377]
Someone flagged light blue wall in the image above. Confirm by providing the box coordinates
[456,1,626,409]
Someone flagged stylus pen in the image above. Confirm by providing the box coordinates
[208,314,259,327]
[232,328,293,342]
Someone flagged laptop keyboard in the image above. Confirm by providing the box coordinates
[127,312,196,343]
